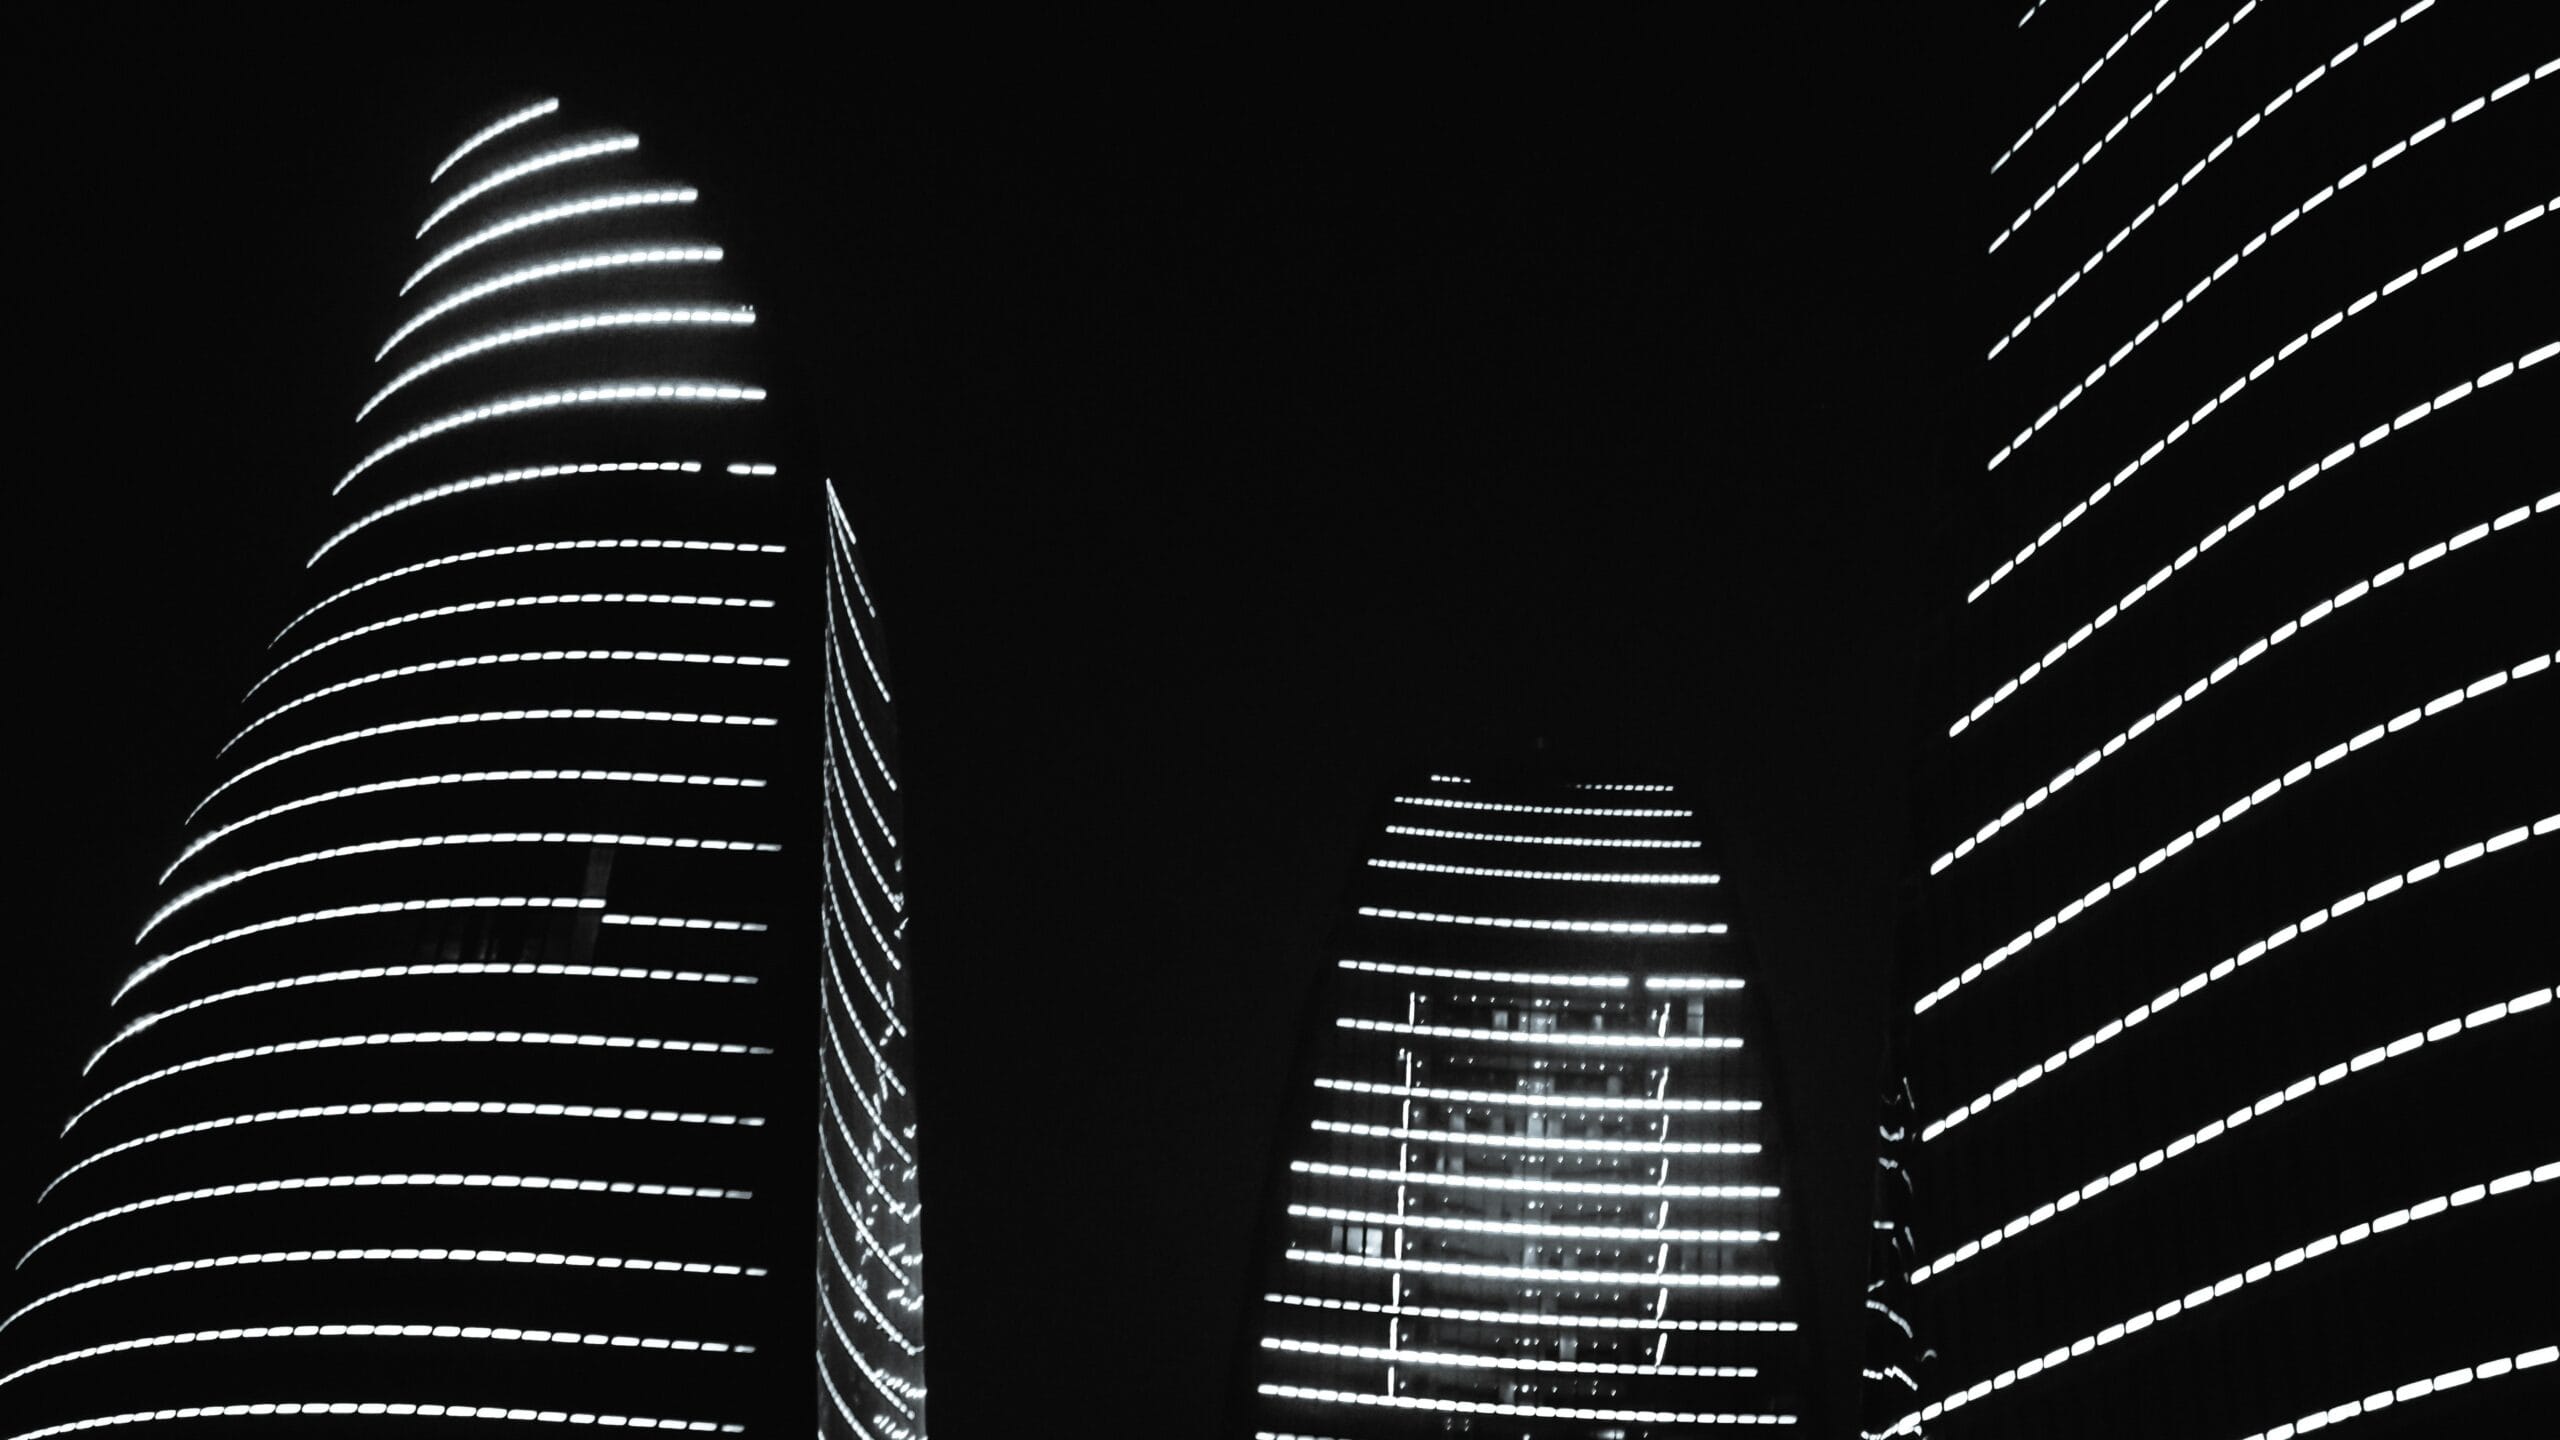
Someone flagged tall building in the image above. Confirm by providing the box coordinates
[1872,3,2553,1436]
[0,98,924,1440]
[1235,769,1809,1436]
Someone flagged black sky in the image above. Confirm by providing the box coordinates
[14,17,1978,1435]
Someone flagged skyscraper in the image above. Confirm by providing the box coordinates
[0,97,924,1440]
[1235,769,1809,1436]
[1871,3,2553,1436]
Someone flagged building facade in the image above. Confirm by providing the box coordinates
[1237,770,1808,1436]
[1872,3,2553,1436]
[0,98,924,1439]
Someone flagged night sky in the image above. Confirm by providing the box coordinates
[15,18,1978,1435]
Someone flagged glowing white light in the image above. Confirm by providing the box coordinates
[404,187,699,295]
[1312,1077,1753,1112]
[1337,958,1625,988]
[1917,821,2555,1132]
[11,1405,744,1437]
[1916,652,2550,1009]
[418,133,640,238]
[282,537,783,643]
[0,1320,752,1391]
[1987,2,2171,174]
[1368,857,1717,884]
[23,1171,754,1268]
[381,245,725,359]
[1258,1335,1755,1378]
[248,591,778,699]
[1291,1159,1774,1200]
[1428,773,1473,783]
[1936,507,2550,868]
[1358,906,1721,935]
[1285,1249,1773,1287]
[1288,1203,1771,1244]
[1987,193,2543,483]
[191,706,779,823]
[1337,1017,1740,1050]
[311,461,704,565]
[1987,1,2264,253]
[1,1248,765,1339]
[1262,1292,1794,1332]
[120,896,603,1001]
[46,1099,764,1203]
[360,307,756,419]
[1949,374,2550,736]
[337,382,765,494]
[85,960,760,1085]
[169,765,765,879]
[1395,795,1691,818]
[1313,1119,1757,1156]
[1386,824,1700,848]
[1256,1382,1789,1425]
[1914,984,2552,1279]
[1646,975,1746,990]
[1987,47,2535,364]
[431,98,561,183]
[228,648,789,755]
[1575,781,1678,791]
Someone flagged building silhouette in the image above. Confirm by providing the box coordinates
[1871,3,2554,1435]
[0,98,923,1439]
[1236,768,1809,1436]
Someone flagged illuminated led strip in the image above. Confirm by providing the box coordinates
[1258,1335,1754,1377]
[361,307,756,420]
[601,912,766,931]
[817,1204,924,1355]
[1263,1292,1794,1331]
[9,1402,743,1438]
[1386,824,1699,848]
[85,959,759,1084]
[73,1028,771,1133]
[1916,652,2552,1011]
[1899,1171,2556,1434]
[1289,1204,1770,1244]
[1313,1119,1757,1156]
[191,707,778,822]
[23,1171,753,1268]
[381,245,727,360]
[1988,0,2262,254]
[1338,958,1624,988]
[336,381,765,495]
[1921,818,2556,1133]
[1935,503,2550,870]
[121,896,602,1000]
[430,98,560,184]
[404,187,699,295]
[1291,1159,1773,1200]
[1914,984,2552,1279]
[227,648,791,754]
[1648,975,1747,991]
[2219,1344,2558,1440]
[0,1319,752,1391]
[1337,1017,1740,1050]
[418,133,640,238]
[1950,355,2552,739]
[1575,781,1676,791]
[282,537,784,644]
[1359,907,1720,935]
[44,1096,766,1204]
[170,766,764,877]
[1988,1,2172,175]
[823,481,884,620]
[254,590,777,698]
[1,1247,764,1337]
[826,542,896,709]
[1369,857,1716,883]
[1314,1077,1757,1113]
[1428,772,1472,783]
[815,1277,920,1421]
[311,461,704,565]
[1394,795,1691,818]
[1988,194,2546,477]
[1285,1250,1773,1287]
[1991,9,2487,360]
[1257,1384,1788,1426]
[2015,0,2052,28]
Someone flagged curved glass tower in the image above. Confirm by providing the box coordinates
[0,98,923,1439]
[1871,4,2553,1436]
[1236,770,1807,1437]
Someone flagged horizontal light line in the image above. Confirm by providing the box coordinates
[1284,1250,1774,1286]
[1369,857,1716,884]
[1338,958,1623,988]
[361,307,755,420]
[13,1402,743,1437]
[1395,795,1692,818]
[1337,1017,1738,1050]
[430,98,559,183]
[337,382,765,495]
[310,461,705,566]
[1258,1335,1753,1377]
[1313,1119,1754,1155]
[1385,824,1700,848]
[419,133,639,238]
[1262,1291,1793,1331]
[1313,1077,1756,1112]
[1288,1203,1770,1243]
[1360,907,1721,935]
[1257,1383,1789,1425]
[381,246,724,360]
[0,1319,753,1391]
[403,187,698,295]
[1290,1160,1773,1200]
